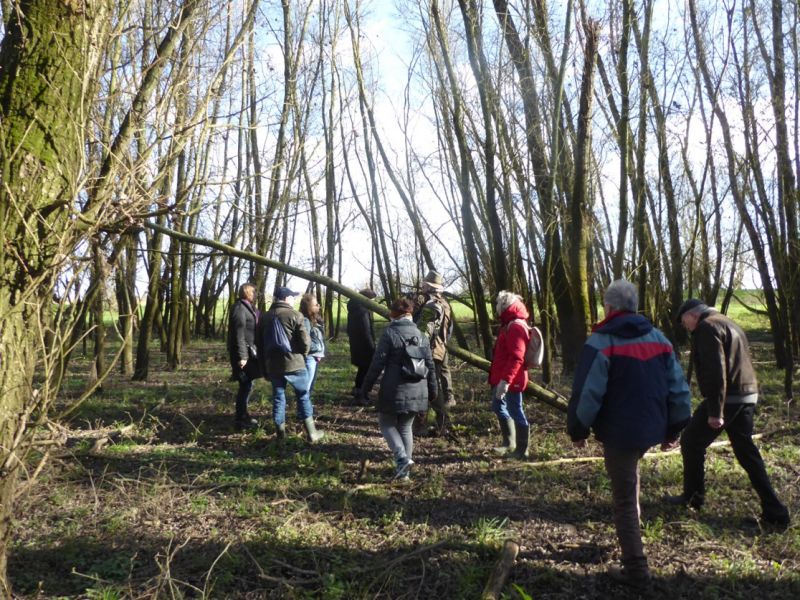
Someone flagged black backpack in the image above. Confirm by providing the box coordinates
[400,335,429,381]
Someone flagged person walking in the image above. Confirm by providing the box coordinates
[227,282,261,431]
[664,299,790,529]
[488,290,535,458]
[568,280,691,588]
[361,298,437,481]
[262,286,324,443]
[413,270,455,435]
[347,288,377,404]
[300,292,325,397]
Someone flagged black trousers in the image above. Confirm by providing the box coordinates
[235,372,254,421]
[680,401,788,519]
[354,364,370,390]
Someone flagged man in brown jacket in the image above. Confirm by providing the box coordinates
[665,299,789,529]
[413,270,455,435]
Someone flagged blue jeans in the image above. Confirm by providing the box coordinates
[270,370,313,425]
[305,356,320,397]
[492,391,529,426]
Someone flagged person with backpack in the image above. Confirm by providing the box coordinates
[413,270,454,436]
[488,290,536,458]
[300,292,325,397]
[227,282,262,431]
[361,298,437,481]
[261,286,324,443]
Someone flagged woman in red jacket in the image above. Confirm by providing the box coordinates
[489,290,532,458]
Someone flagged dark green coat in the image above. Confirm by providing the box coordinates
[261,301,310,376]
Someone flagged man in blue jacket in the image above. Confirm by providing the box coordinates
[568,280,691,588]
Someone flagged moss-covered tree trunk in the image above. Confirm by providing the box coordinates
[565,18,601,362]
[0,0,98,589]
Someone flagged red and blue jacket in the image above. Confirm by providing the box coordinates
[567,311,691,450]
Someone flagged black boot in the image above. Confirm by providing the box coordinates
[493,416,516,455]
[510,423,529,459]
[235,416,258,431]
[663,492,704,510]
[303,417,325,443]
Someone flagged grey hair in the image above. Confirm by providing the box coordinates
[496,290,523,316]
[603,279,638,312]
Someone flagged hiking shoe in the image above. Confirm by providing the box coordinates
[663,492,703,510]
[607,565,651,589]
[235,417,259,431]
[445,398,457,408]
[744,512,790,532]
[394,459,414,480]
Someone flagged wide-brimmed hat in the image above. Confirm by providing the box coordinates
[275,286,299,300]
[359,288,377,299]
[676,298,707,323]
[422,270,444,290]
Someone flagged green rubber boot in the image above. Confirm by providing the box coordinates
[493,416,516,455]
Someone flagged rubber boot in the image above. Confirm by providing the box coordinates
[493,416,516,455]
[413,412,428,437]
[510,423,529,459]
[303,417,325,443]
[433,408,449,437]
[275,422,286,444]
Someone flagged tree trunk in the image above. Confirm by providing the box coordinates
[566,18,601,359]
[0,0,101,588]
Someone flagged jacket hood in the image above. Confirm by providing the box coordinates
[500,300,530,324]
[593,310,653,338]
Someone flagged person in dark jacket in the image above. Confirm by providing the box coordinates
[489,290,534,458]
[347,288,377,403]
[361,297,437,481]
[227,282,261,431]
[568,280,691,588]
[665,299,790,528]
[262,286,324,443]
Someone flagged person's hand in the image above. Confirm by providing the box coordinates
[661,439,679,451]
[707,416,724,429]
[572,438,587,449]
[238,359,247,369]
[493,380,509,401]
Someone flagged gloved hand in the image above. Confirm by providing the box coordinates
[493,380,509,401]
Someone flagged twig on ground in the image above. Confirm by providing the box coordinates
[521,433,765,468]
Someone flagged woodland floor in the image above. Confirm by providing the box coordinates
[10,324,800,599]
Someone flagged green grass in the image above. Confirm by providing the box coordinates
[10,303,800,599]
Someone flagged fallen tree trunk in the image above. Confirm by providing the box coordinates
[482,539,520,600]
[146,223,570,412]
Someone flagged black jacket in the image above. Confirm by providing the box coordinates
[228,299,260,378]
[347,298,375,367]
[692,309,759,418]
[361,318,437,414]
